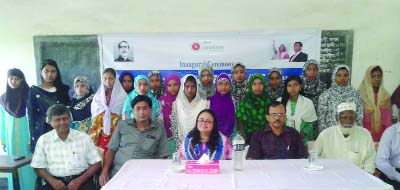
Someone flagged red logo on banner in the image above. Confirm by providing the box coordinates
[192,43,200,51]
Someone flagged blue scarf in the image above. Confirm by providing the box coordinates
[183,133,225,160]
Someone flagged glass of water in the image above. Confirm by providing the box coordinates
[172,152,181,167]
[308,150,319,167]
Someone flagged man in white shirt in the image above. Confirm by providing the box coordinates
[31,104,101,190]
[376,121,400,189]
[314,102,376,173]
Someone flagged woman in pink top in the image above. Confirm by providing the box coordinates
[272,41,289,60]
[358,65,392,141]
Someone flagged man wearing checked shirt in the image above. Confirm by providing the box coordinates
[31,104,101,190]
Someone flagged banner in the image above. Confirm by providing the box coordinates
[99,29,321,80]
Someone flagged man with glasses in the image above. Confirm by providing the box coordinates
[246,101,307,159]
[314,102,376,174]
[98,95,170,186]
[31,104,101,190]
[114,41,133,62]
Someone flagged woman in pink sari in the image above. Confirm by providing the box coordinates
[272,41,289,60]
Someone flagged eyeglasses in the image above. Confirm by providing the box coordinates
[197,119,214,125]
[268,113,285,118]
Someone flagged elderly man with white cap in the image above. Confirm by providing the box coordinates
[314,102,376,173]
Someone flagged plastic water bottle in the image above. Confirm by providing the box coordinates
[232,134,245,171]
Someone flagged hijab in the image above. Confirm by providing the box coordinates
[91,74,127,135]
[209,73,235,137]
[175,74,209,137]
[231,63,247,106]
[236,74,272,138]
[266,68,284,100]
[72,76,91,99]
[118,71,134,94]
[159,73,181,138]
[318,65,363,128]
[198,63,215,99]
[301,60,327,109]
[122,75,161,119]
[358,65,391,133]
[148,70,164,99]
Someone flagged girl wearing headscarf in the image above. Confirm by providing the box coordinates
[236,73,272,143]
[0,68,36,190]
[69,76,94,133]
[90,68,127,158]
[266,68,284,100]
[118,71,134,94]
[28,59,70,151]
[318,65,363,132]
[231,62,247,107]
[148,70,164,99]
[122,75,160,119]
[278,75,317,144]
[358,65,392,142]
[209,73,235,138]
[301,60,327,111]
[159,73,181,154]
[198,63,215,99]
[170,74,210,149]
[301,60,327,138]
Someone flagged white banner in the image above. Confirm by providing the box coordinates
[99,29,321,78]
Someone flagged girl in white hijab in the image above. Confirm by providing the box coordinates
[170,74,209,149]
[90,68,127,158]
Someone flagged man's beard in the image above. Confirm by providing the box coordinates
[339,124,354,135]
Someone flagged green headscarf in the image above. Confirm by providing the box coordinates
[236,73,272,141]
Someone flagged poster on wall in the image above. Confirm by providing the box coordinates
[98,29,321,80]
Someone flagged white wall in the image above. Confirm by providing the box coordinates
[0,0,399,93]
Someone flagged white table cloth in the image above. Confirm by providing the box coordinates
[102,159,392,190]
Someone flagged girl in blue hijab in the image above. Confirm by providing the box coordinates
[122,75,161,119]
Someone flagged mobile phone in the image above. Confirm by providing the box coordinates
[13,155,25,161]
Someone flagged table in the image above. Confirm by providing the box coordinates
[102,159,393,190]
[0,155,32,190]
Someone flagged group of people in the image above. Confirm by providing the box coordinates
[1,57,400,190]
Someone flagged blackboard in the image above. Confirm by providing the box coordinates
[33,35,101,94]
[319,30,354,87]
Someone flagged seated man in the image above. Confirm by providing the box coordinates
[31,104,101,190]
[314,102,376,173]
[99,95,170,186]
[376,121,400,189]
[246,101,307,159]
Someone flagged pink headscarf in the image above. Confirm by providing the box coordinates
[159,73,181,138]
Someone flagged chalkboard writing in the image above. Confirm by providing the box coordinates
[319,30,354,87]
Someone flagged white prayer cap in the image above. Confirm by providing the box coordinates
[337,102,356,113]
